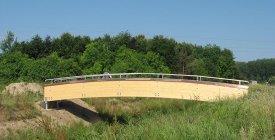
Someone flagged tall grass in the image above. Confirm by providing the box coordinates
[0,91,42,121]
[2,85,275,140]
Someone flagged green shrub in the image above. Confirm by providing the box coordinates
[268,76,275,85]
[22,53,82,81]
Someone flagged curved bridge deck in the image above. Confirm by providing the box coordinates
[44,73,249,108]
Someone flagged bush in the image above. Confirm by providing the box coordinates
[268,76,275,85]
[0,51,30,82]
[23,53,81,81]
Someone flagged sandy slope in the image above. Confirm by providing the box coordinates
[2,82,43,95]
[0,99,100,136]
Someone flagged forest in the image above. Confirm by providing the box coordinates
[0,31,274,84]
[0,32,274,139]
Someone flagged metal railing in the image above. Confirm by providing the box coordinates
[45,73,249,85]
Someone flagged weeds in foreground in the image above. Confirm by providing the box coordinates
[0,92,42,121]
[36,116,68,140]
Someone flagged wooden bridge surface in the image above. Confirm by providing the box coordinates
[44,78,249,102]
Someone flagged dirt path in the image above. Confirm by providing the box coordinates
[0,99,100,136]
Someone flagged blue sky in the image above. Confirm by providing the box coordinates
[0,0,274,61]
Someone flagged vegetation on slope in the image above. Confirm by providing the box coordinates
[2,85,274,140]
[0,92,42,121]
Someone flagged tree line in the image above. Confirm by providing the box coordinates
[237,59,275,82]
[0,31,273,83]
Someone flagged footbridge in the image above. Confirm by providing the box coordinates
[44,73,249,109]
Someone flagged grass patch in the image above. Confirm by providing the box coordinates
[86,97,201,123]
[0,91,42,121]
[2,85,275,140]
[0,79,9,91]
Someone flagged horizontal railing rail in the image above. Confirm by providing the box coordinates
[45,73,249,85]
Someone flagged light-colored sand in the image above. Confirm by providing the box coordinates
[2,82,43,95]
[0,99,100,136]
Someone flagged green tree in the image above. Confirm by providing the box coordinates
[82,62,103,74]
[236,62,248,79]
[111,47,170,73]
[238,58,275,81]
[147,35,177,72]
[202,44,221,76]
[143,52,170,73]
[80,42,113,74]
[0,31,15,53]
[175,43,193,74]
[133,35,147,52]
[23,53,81,81]
[187,59,208,75]
[110,46,143,73]
[94,34,114,51]
[51,33,91,59]
[27,35,44,58]
[217,49,238,78]
[0,32,254,82]
[0,51,30,81]
[13,35,52,59]
[113,32,132,50]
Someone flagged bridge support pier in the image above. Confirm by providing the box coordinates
[56,101,60,109]
[45,100,48,110]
